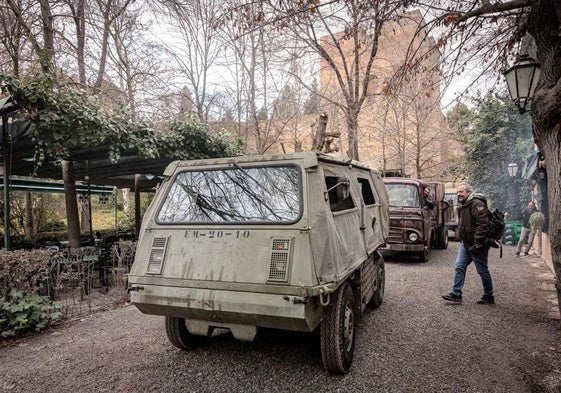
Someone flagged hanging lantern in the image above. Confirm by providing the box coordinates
[503,55,541,113]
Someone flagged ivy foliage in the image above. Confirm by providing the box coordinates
[0,249,63,339]
[0,290,62,339]
[0,74,243,167]
[448,91,534,217]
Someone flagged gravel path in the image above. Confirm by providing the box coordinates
[1,242,561,393]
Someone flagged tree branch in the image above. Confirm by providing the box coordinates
[447,0,536,23]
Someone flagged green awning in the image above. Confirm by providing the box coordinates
[0,177,115,194]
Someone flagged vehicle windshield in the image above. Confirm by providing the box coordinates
[386,183,420,208]
[157,165,302,224]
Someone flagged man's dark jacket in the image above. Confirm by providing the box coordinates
[458,192,490,247]
[521,206,537,229]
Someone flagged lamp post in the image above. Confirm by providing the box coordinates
[503,54,541,113]
[507,162,521,221]
[507,162,518,178]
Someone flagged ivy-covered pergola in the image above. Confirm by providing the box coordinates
[1,96,171,250]
[0,75,240,250]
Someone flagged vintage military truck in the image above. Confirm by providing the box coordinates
[128,152,389,373]
[382,178,449,262]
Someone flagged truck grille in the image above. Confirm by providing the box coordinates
[146,237,168,274]
[387,227,405,243]
[268,238,293,282]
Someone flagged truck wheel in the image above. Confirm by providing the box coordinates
[165,316,205,350]
[368,256,385,308]
[430,230,437,249]
[439,226,449,249]
[418,248,429,262]
[320,283,356,373]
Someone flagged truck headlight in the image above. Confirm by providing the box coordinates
[408,232,418,242]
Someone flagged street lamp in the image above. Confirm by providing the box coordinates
[507,162,518,178]
[503,54,541,113]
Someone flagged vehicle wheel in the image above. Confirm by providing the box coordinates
[438,225,449,249]
[430,231,437,249]
[368,255,385,308]
[418,248,429,262]
[165,316,205,350]
[442,226,449,249]
[320,283,356,373]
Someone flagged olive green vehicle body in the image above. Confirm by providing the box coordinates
[128,152,389,343]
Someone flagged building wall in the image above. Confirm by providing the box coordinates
[241,10,462,180]
[275,10,460,178]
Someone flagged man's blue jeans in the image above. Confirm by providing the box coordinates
[452,241,493,297]
[516,227,531,254]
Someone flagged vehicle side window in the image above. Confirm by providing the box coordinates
[357,177,376,205]
[325,176,355,212]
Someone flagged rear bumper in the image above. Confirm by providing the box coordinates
[130,284,322,333]
[382,243,425,252]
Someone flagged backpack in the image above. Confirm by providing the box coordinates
[488,208,506,242]
[474,194,505,257]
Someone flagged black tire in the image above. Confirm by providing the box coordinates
[418,248,429,262]
[438,225,449,249]
[165,316,206,350]
[430,230,437,249]
[320,283,356,373]
[368,255,385,308]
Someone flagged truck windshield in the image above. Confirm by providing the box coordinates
[157,165,302,224]
[386,184,420,208]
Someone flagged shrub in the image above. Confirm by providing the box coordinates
[0,290,62,338]
[0,249,58,298]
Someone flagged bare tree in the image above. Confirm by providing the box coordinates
[243,0,407,160]
[219,2,290,154]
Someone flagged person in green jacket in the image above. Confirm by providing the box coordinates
[524,207,545,256]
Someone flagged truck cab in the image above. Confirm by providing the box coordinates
[128,152,389,373]
[382,178,449,262]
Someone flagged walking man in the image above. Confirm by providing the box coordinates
[516,201,538,257]
[442,183,494,304]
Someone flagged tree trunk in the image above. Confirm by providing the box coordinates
[345,109,360,160]
[71,0,86,84]
[24,192,33,242]
[80,197,90,233]
[62,160,81,248]
[534,123,561,318]
[134,174,141,236]
[122,188,130,213]
[528,0,561,321]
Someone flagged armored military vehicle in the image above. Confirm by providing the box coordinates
[128,152,389,373]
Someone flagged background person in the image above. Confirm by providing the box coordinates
[516,201,538,257]
[423,186,435,210]
[524,207,545,256]
[442,183,494,304]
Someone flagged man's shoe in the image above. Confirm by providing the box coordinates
[476,295,495,304]
[515,252,520,257]
[523,253,529,257]
[442,292,462,302]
